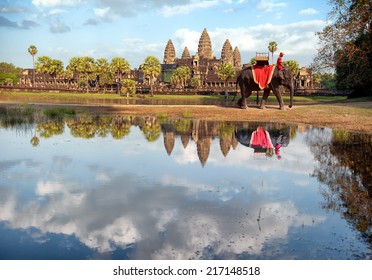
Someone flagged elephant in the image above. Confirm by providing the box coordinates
[235,66,294,110]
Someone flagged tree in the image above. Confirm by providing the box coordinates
[140,56,161,96]
[78,57,96,91]
[122,79,136,97]
[49,59,64,84]
[28,45,37,86]
[217,63,236,97]
[190,76,200,88]
[35,56,52,86]
[171,66,191,88]
[0,62,21,85]
[95,58,112,93]
[268,41,278,64]
[314,0,372,97]
[110,57,130,94]
[283,60,299,76]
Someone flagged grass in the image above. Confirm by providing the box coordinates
[0,91,224,100]
[43,108,76,119]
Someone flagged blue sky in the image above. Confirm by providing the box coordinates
[0,0,331,69]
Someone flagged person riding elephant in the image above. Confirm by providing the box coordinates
[276,52,285,81]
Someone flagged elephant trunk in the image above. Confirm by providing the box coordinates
[289,78,294,108]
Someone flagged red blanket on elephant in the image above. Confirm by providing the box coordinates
[252,65,276,90]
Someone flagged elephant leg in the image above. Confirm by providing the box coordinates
[260,89,270,109]
[237,87,249,109]
[273,88,285,110]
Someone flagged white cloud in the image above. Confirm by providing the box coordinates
[160,0,219,17]
[256,0,286,12]
[49,17,71,33]
[299,8,318,15]
[94,7,112,21]
[32,0,85,7]
[48,8,67,15]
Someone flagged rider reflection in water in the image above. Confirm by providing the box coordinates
[235,126,289,160]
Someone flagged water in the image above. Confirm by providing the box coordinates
[0,114,371,260]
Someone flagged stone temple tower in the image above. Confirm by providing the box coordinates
[221,39,233,65]
[181,47,191,59]
[233,47,242,68]
[163,39,176,64]
[197,28,213,59]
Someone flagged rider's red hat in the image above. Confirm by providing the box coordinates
[280,52,284,56]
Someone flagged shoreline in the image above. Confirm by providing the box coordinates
[1,98,372,134]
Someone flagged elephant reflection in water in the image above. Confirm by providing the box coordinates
[235,126,290,159]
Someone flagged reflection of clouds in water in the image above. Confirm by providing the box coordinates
[0,171,325,259]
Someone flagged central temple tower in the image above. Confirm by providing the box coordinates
[197,28,214,59]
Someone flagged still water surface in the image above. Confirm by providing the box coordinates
[0,114,371,259]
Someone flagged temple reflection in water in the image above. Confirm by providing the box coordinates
[23,114,296,166]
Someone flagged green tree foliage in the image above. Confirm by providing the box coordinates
[35,56,52,85]
[67,57,97,90]
[110,57,130,82]
[122,79,136,97]
[217,63,236,96]
[249,57,257,65]
[28,45,37,86]
[35,56,63,85]
[0,62,21,84]
[320,73,337,90]
[283,60,299,76]
[95,58,112,92]
[190,76,200,88]
[314,0,372,97]
[268,41,278,64]
[140,56,161,96]
[171,66,191,88]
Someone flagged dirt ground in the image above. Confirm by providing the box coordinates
[1,100,372,134]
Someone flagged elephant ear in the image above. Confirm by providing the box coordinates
[284,67,292,79]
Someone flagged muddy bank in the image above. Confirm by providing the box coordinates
[1,100,372,134]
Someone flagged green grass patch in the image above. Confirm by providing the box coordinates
[182,112,192,118]
[156,112,168,120]
[43,108,76,119]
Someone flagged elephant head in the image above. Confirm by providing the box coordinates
[280,67,294,108]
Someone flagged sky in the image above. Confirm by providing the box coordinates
[0,0,331,69]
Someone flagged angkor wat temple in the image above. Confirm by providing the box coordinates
[161,28,241,88]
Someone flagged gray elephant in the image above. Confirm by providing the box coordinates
[235,66,294,110]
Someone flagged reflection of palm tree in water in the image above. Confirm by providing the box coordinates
[30,133,39,147]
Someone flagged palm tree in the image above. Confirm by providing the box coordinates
[140,56,161,97]
[171,66,191,88]
[268,41,278,64]
[95,58,111,93]
[35,56,52,86]
[217,63,236,98]
[110,57,130,94]
[283,60,299,76]
[28,45,37,86]
[49,59,64,85]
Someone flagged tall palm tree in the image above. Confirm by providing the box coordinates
[28,45,37,86]
[217,63,236,98]
[110,57,130,94]
[35,56,52,86]
[140,56,161,97]
[268,41,278,64]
